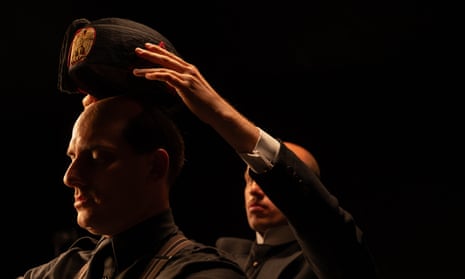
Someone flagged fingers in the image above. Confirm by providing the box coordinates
[132,43,218,102]
[134,68,197,94]
[134,43,189,73]
[144,43,184,64]
[133,43,204,91]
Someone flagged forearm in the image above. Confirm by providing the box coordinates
[199,95,260,154]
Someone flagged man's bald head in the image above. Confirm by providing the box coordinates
[283,141,320,177]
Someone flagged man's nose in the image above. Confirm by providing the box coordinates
[63,158,86,188]
[248,181,265,196]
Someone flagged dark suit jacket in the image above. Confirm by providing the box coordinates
[217,142,378,279]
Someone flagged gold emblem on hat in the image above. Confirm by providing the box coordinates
[69,27,96,67]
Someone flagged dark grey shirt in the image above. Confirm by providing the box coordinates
[21,209,245,279]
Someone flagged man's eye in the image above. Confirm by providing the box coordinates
[91,151,110,163]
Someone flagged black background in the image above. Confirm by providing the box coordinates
[8,1,463,278]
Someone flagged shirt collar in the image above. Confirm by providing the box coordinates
[255,224,296,245]
[104,209,180,270]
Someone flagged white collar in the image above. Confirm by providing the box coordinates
[256,225,296,245]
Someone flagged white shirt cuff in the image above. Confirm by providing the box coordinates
[238,128,280,173]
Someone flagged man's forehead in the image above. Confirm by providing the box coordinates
[86,96,142,118]
[75,100,135,135]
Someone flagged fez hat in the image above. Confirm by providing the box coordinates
[57,17,180,108]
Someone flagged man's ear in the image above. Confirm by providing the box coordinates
[149,148,170,179]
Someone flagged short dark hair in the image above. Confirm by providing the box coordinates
[123,100,185,186]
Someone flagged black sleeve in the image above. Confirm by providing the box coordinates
[249,143,378,279]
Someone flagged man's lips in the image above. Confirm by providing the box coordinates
[248,202,266,213]
[74,195,90,208]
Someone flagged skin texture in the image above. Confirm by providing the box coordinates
[244,142,321,235]
[63,96,170,237]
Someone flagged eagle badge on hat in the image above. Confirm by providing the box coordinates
[69,27,96,67]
